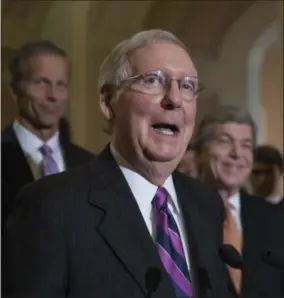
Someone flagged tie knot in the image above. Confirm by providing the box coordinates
[152,187,169,213]
[39,144,53,156]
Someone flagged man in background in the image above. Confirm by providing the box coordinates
[1,40,94,228]
[194,105,284,298]
[3,30,233,298]
[176,144,198,178]
[250,144,283,205]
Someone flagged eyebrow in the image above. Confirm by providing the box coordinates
[33,76,68,85]
[154,68,198,78]
[217,133,252,143]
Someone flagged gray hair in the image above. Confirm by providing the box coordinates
[194,105,257,154]
[98,29,189,91]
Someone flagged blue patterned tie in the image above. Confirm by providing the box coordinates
[153,187,194,297]
[39,144,59,177]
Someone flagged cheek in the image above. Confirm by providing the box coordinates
[209,148,228,163]
[246,153,253,167]
[58,91,68,102]
[115,96,151,134]
[24,89,45,107]
[184,102,196,126]
[18,94,38,111]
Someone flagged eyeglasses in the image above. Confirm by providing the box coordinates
[121,69,204,102]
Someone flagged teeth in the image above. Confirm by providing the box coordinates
[154,128,174,135]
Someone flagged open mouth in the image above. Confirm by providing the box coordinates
[151,123,180,136]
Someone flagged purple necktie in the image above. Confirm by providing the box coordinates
[39,144,59,177]
[153,187,194,297]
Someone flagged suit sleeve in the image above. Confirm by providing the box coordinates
[2,182,68,298]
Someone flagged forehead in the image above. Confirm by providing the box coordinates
[214,122,253,141]
[129,42,197,77]
[24,53,68,77]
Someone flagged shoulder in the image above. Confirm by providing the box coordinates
[15,157,99,209]
[3,157,105,235]
[240,191,272,208]
[1,125,15,142]
[174,171,222,201]
[64,142,96,159]
[174,171,224,214]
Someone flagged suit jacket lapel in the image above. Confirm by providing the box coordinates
[61,142,77,169]
[241,192,262,256]
[88,146,175,298]
[173,173,221,297]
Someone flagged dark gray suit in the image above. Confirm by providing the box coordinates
[240,192,284,298]
[1,125,95,229]
[3,145,234,298]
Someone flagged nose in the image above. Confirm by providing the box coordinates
[46,85,57,102]
[229,143,242,160]
[161,80,183,109]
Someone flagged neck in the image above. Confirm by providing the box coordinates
[137,160,175,186]
[218,188,238,200]
[17,117,58,142]
[199,170,238,199]
[113,143,177,186]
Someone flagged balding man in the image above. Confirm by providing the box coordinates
[3,30,234,298]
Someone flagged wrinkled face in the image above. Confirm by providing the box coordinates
[177,150,198,178]
[102,42,197,167]
[16,53,69,130]
[200,122,254,190]
[250,162,281,197]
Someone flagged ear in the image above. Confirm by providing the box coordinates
[99,91,114,122]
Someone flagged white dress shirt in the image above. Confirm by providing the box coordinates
[13,121,65,180]
[110,144,191,269]
[265,195,283,205]
[228,192,242,233]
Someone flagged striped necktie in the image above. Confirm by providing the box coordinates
[152,187,194,297]
[39,144,59,177]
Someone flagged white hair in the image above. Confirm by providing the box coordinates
[194,105,258,154]
[98,29,189,91]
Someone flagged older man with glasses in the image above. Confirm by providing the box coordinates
[3,30,234,298]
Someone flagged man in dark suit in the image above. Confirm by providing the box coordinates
[3,30,234,298]
[2,40,94,228]
[194,105,284,298]
[250,144,283,205]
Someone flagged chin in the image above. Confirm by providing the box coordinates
[220,179,241,190]
[41,117,61,129]
[144,148,180,163]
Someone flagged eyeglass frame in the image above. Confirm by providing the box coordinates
[101,69,205,102]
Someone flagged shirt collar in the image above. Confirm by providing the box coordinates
[13,120,60,155]
[227,192,241,212]
[266,195,283,204]
[110,143,180,214]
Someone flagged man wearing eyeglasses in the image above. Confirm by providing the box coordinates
[250,145,283,205]
[3,30,233,298]
[194,106,284,298]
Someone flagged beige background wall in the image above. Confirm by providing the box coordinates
[2,1,283,154]
[260,41,283,152]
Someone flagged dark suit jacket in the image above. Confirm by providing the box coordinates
[1,125,95,228]
[2,145,234,298]
[240,192,284,298]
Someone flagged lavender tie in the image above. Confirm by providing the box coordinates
[153,187,194,297]
[39,144,59,177]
